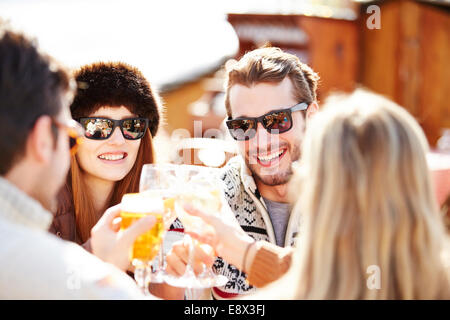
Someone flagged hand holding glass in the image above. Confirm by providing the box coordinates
[120,193,164,294]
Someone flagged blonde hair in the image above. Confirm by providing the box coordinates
[261,89,450,299]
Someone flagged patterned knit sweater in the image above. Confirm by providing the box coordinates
[211,156,301,299]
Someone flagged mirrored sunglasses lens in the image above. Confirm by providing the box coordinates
[263,111,291,133]
[122,119,146,139]
[83,119,113,139]
[229,119,255,140]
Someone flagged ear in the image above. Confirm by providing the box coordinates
[306,102,319,120]
[26,115,55,165]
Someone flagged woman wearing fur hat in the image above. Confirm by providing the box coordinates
[49,61,162,250]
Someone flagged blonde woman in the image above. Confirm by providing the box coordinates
[179,89,450,299]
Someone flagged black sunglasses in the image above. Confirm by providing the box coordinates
[78,117,149,140]
[226,102,309,141]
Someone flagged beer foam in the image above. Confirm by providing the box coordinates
[121,193,164,213]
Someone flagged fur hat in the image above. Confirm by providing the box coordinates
[70,61,162,137]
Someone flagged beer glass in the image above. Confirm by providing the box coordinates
[139,164,179,283]
[120,193,165,294]
[165,165,229,288]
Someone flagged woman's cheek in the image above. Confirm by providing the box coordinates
[127,140,141,165]
[79,139,95,159]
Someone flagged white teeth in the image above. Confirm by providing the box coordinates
[257,150,284,162]
[99,153,125,161]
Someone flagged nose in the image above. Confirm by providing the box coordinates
[250,123,275,152]
[107,126,126,145]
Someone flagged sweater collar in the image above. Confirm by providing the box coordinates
[236,156,269,207]
[237,156,258,194]
[0,176,53,231]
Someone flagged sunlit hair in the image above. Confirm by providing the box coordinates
[263,89,449,299]
[224,46,319,118]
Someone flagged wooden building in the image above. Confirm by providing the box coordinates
[359,0,450,147]
[226,0,450,147]
[227,10,360,102]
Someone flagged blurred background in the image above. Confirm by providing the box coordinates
[0,0,449,167]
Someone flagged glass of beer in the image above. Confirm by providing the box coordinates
[120,193,165,294]
[139,164,179,283]
[165,165,229,288]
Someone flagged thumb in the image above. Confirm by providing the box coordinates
[120,215,157,247]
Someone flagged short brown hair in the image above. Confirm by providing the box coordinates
[0,23,73,175]
[224,47,320,118]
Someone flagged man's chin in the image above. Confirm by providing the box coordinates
[247,163,293,187]
[244,143,300,187]
[254,171,293,186]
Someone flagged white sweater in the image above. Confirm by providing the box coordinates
[0,177,147,299]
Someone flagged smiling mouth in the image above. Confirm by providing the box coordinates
[255,148,287,167]
[98,152,128,161]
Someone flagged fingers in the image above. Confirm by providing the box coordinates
[120,215,156,247]
[189,243,214,274]
[95,203,122,229]
[166,252,186,276]
[194,243,215,267]
[111,217,121,233]
[165,240,215,276]
[166,242,188,276]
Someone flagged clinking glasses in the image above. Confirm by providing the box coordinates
[78,117,149,140]
[226,102,309,141]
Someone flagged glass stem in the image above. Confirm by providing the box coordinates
[134,263,150,295]
[158,238,165,271]
[185,234,195,274]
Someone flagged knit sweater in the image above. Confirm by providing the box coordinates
[0,177,146,299]
[212,156,301,299]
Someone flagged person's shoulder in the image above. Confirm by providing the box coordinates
[0,220,140,299]
[0,219,81,275]
[0,221,73,297]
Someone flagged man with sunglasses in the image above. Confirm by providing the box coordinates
[166,47,319,299]
[0,24,156,299]
[216,47,320,298]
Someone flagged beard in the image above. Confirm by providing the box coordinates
[245,140,301,187]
